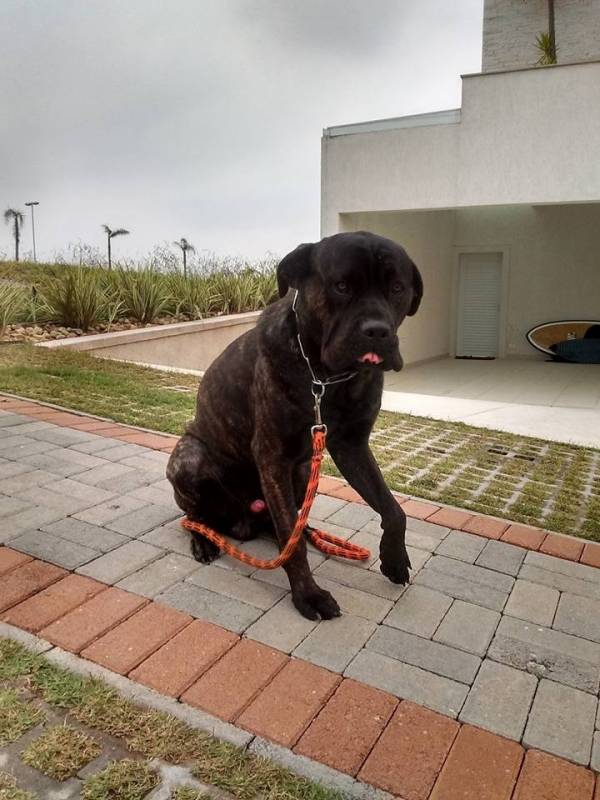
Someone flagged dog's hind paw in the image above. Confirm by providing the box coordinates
[379,547,412,585]
[190,534,221,564]
[292,584,341,621]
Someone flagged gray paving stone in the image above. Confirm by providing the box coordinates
[315,577,393,622]
[30,426,96,445]
[435,530,486,563]
[488,616,600,694]
[406,517,450,539]
[592,733,600,772]
[434,600,500,656]
[0,469,59,495]
[475,539,526,576]
[0,413,33,427]
[460,660,537,740]
[327,501,379,530]
[554,593,600,644]
[345,650,468,718]
[523,680,597,765]
[294,615,377,672]
[125,484,177,509]
[309,494,347,521]
[5,420,54,435]
[41,448,109,469]
[0,494,31,517]
[186,564,286,610]
[118,454,167,474]
[519,563,600,601]
[368,625,480,684]
[137,450,170,465]
[524,550,600,584]
[344,528,380,569]
[3,439,60,458]
[43,477,117,506]
[73,494,148,526]
[77,540,164,583]
[158,581,262,633]
[75,461,134,487]
[69,438,121,454]
[117,552,200,597]
[404,528,444,552]
[141,523,194,556]
[16,451,90,477]
[95,443,151,461]
[313,558,406,601]
[0,505,65,542]
[245,596,318,653]
[384,584,452,638]
[0,435,38,451]
[414,566,509,612]
[425,555,514,592]
[10,529,100,569]
[504,580,559,626]
[42,517,129,553]
[0,460,34,479]
[405,545,431,573]
[14,486,99,515]
[106,504,180,536]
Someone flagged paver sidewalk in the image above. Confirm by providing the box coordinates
[1,399,600,799]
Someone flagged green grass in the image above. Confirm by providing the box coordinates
[81,760,158,800]
[0,342,599,540]
[0,772,37,800]
[21,725,101,780]
[0,639,344,800]
[0,690,45,746]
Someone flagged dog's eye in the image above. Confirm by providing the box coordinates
[335,281,349,294]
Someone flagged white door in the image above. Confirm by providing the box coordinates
[456,252,502,358]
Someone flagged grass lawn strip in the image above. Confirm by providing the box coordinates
[0,639,343,800]
[0,690,45,747]
[1,342,599,540]
[0,771,36,800]
[21,724,101,781]
[81,759,158,800]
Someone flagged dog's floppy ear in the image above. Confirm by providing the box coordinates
[277,242,314,298]
[408,259,423,316]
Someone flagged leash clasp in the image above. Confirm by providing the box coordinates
[311,381,326,432]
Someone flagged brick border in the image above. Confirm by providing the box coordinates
[0,550,598,800]
[1,392,598,570]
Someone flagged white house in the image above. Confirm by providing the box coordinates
[321,0,600,367]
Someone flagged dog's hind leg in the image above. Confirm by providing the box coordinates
[167,434,247,564]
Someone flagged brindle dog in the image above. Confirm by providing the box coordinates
[167,231,423,620]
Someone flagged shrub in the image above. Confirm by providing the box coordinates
[112,267,169,324]
[42,268,108,331]
[164,273,218,318]
[0,282,28,332]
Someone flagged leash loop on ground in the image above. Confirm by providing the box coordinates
[182,426,370,569]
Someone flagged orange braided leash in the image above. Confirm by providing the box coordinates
[181,427,370,569]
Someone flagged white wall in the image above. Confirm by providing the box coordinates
[483,0,600,72]
[342,204,600,361]
[321,61,600,233]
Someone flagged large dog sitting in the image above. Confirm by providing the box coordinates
[167,231,423,620]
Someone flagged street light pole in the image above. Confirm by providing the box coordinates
[25,201,39,262]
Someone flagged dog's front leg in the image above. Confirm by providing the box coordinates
[328,439,411,585]
[253,446,341,620]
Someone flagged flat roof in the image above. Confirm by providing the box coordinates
[323,108,461,138]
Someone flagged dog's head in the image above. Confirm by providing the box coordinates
[277,231,423,373]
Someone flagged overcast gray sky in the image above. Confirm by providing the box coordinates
[1,0,483,262]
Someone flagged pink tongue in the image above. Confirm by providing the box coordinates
[359,352,383,365]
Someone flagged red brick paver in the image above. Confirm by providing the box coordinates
[2,574,104,632]
[114,432,176,449]
[430,725,523,800]
[0,561,67,613]
[0,547,32,576]
[318,476,343,494]
[359,701,459,800]
[581,542,600,568]
[237,658,340,747]
[328,485,366,504]
[81,602,191,674]
[513,750,595,800]
[401,499,440,520]
[462,515,508,540]
[427,508,473,529]
[540,533,585,561]
[130,619,238,697]
[501,524,546,550]
[40,586,147,652]
[181,639,288,722]
[295,679,398,776]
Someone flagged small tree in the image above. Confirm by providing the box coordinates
[535,0,557,65]
[173,237,196,278]
[4,208,24,262]
[102,224,130,270]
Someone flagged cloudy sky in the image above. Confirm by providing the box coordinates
[1,0,483,262]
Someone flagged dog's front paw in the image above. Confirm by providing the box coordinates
[379,541,411,585]
[292,583,341,621]
[190,534,220,564]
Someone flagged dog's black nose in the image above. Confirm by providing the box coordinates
[360,320,392,340]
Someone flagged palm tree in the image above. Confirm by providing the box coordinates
[532,0,557,64]
[4,208,25,262]
[173,237,196,278]
[102,224,130,270]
